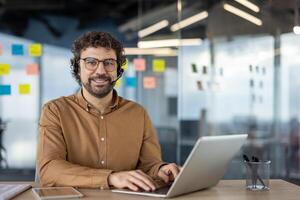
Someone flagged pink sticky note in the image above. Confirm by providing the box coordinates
[143,76,156,89]
[133,58,146,71]
[26,63,39,75]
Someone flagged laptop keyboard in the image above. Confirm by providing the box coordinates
[141,185,170,195]
[0,184,31,200]
[137,179,172,195]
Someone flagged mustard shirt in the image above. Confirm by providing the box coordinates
[37,89,165,189]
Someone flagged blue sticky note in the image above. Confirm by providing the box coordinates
[0,85,11,95]
[12,44,24,55]
[126,77,137,87]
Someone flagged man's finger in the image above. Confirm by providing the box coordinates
[129,171,155,191]
[125,181,139,191]
[128,175,154,191]
[169,165,180,179]
[136,170,154,182]
[159,170,170,183]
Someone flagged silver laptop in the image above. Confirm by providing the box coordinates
[111,134,247,198]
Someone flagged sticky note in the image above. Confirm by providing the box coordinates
[0,85,11,95]
[29,43,42,57]
[143,76,156,89]
[133,58,146,71]
[12,44,24,55]
[152,59,165,72]
[0,44,3,55]
[126,77,137,87]
[115,79,122,88]
[122,58,128,71]
[19,84,30,95]
[0,64,10,75]
[26,63,39,75]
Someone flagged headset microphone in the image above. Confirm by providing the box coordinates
[111,68,124,85]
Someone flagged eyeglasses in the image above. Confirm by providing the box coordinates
[80,57,118,72]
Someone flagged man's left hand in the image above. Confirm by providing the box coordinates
[157,163,181,183]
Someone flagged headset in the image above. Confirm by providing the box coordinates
[112,64,124,85]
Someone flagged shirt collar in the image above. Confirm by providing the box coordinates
[76,88,120,112]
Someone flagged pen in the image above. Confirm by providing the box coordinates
[251,156,266,188]
[243,155,255,188]
[251,156,258,188]
[243,154,266,189]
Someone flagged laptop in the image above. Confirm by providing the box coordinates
[111,134,247,198]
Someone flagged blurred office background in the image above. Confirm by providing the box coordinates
[0,0,300,186]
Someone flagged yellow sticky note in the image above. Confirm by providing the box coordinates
[19,84,30,95]
[0,64,10,75]
[29,43,42,57]
[122,58,128,71]
[152,59,165,72]
[115,79,122,88]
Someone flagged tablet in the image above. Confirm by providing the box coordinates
[32,187,83,199]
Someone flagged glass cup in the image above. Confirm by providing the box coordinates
[245,160,271,190]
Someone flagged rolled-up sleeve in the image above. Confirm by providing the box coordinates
[37,102,113,189]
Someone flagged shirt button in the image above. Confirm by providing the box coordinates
[101,160,105,165]
[101,137,105,141]
[100,116,104,119]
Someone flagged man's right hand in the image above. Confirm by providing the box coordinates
[108,170,156,192]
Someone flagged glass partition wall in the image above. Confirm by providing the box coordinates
[176,0,300,183]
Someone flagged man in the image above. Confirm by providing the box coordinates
[37,31,180,191]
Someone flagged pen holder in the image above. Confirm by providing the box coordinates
[245,160,271,190]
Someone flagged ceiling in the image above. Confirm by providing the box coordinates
[0,0,299,40]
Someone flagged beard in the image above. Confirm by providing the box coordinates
[82,74,113,98]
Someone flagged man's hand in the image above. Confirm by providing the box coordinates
[157,163,181,183]
[108,170,156,191]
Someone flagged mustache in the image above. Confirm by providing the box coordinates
[88,75,112,82]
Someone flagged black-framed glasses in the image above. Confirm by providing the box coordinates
[80,57,118,72]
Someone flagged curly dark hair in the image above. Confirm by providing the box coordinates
[70,31,126,85]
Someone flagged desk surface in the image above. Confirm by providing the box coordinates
[8,179,300,200]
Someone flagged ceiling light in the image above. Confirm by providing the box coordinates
[170,11,208,32]
[234,0,260,13]
[138,20,169,38]
[223,3,262,26]
[124,48,177,56]
[138,38,202,48]
[293,26,300,34]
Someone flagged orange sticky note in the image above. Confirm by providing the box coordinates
[29,43,42,57]
[152,59,165,72]
[133,58,146,71]
[26,63,39,75]
[19,84,30,95]
[143,76,156,89]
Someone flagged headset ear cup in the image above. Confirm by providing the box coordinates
[120,68,124,75]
